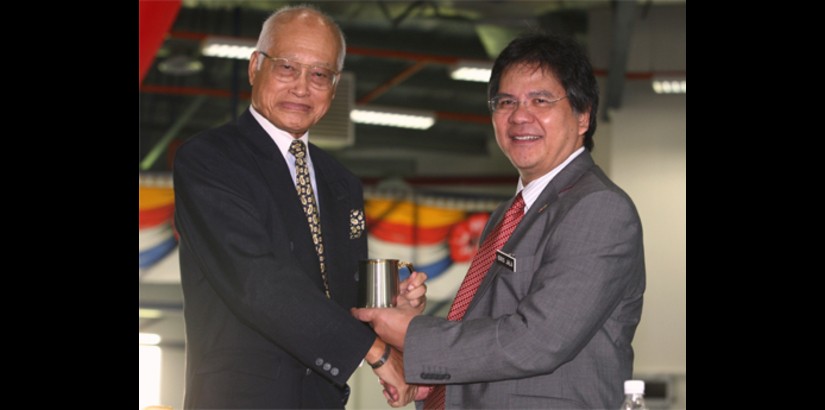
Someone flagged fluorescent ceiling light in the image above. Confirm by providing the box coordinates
[201,36,256,60]
[139,308,163,319]
[139,333,162,345]
[450,61,492,82]
[652,78,686,94]
[158,55,203,75]
[351,106,436,130]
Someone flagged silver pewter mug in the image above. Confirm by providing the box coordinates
[357,259,414,308]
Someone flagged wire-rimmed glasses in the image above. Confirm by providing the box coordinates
[488,94,568,113]
[258,51,340,90]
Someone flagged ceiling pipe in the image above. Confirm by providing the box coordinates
[357,60,430,104]
[140,95,207,170]
[153,32,682,127]
[169,31,471,64]
[604,0,638,119]
[347,45,465,65]
[436,111,489,125]
[167,32,684,79]
[140,84,490,125]
[167,31,686,80]
[168,31,472,63]
[140,84,251,99]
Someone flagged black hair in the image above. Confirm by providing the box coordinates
[488,32,599,151]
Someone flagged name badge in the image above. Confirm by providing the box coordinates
[495,250,516,272]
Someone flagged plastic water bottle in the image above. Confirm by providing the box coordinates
[621,380,648,410]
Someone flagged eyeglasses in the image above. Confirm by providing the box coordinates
[257,51,340,90]
[488,94,568,113]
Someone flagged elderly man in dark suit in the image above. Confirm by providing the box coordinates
[354,32,646,409]
[174,5,421,409]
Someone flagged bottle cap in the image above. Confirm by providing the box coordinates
[624,380,645,394]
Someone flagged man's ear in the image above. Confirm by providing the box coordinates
[248,51,259,86]
[577,109,590,136]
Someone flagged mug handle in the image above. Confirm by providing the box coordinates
[398,260,415,274]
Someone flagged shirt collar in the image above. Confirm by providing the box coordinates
[516,146,585,212]
[249,105,310,161]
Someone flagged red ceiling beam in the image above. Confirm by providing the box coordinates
[139,0,182,85]
[357,60,431,104]
[165,32,686,79]
[140,84,488,125]
[140,84,251,99]
[347,46,464,65]
[437,111,490,125]
[167,32,475,65]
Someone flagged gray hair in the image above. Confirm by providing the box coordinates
[255,4,346,71]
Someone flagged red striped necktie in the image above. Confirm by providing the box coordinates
[423,192,526,410]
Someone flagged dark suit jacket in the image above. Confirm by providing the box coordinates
[405,151,646,409]
[174,109,374,409]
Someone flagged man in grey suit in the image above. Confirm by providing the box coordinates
[353,32,645,409]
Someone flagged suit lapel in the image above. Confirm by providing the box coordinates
[236,111,300,213]
[464,151,596,315]
[236,110,322,281]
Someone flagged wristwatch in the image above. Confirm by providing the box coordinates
[369,343,392,369]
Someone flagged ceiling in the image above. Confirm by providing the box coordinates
[138,0,633,179]
[139,0,685,348]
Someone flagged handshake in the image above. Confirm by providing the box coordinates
[351,271,433,407]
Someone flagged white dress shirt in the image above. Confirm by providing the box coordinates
[249,106,321,212]
[516,146,585,213]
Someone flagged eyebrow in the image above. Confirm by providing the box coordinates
[528,90,557,98]
[493,90,560,99]
[273,55,336,69]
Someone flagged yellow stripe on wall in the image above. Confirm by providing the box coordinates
[365,199,465,228]
[139,186,175,210]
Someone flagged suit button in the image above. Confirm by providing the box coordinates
[331,367,339,376]
[315,358,324,366]
[323,363,332,371]
[306,368,312,376]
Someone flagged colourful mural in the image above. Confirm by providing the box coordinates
[139,175,505,308]
[139,185,177,272]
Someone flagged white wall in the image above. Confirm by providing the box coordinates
[160,347,186,410]
[590,5,686,407]
[608,80,686,373]
[606,79,686,408]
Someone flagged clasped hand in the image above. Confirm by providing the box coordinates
[353,271,427,350]
[353,271,428,407]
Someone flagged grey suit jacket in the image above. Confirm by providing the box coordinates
[405,151,645,409]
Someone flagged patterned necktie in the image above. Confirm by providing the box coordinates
[423,192,526,410]
[289,140,331,299]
